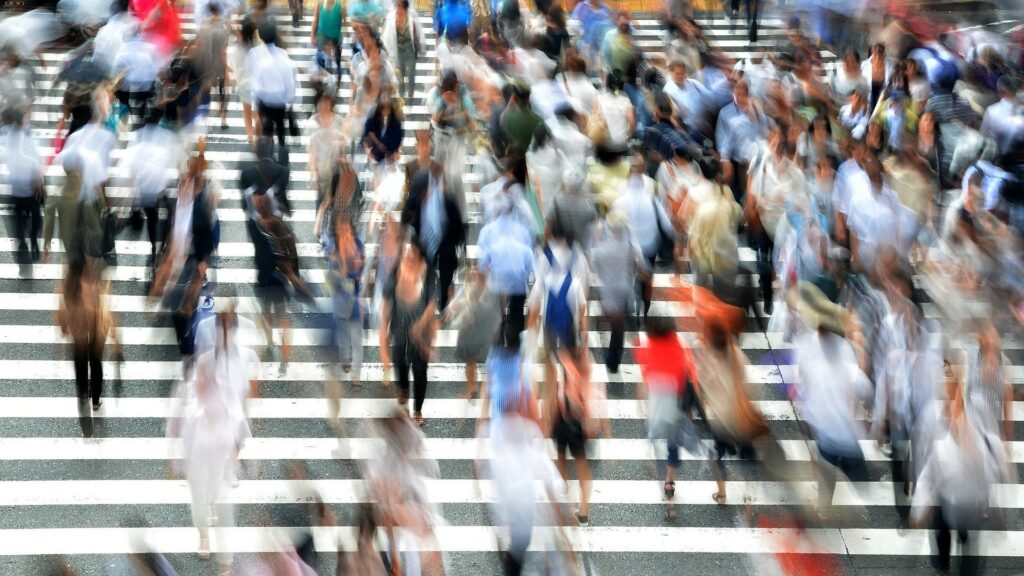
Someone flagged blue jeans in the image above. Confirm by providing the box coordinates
[623,83,650,136]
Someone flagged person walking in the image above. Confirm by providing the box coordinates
[380,243,439,427]
[245,22,297,146]
[56,258,122,438]
[383,0,424,104]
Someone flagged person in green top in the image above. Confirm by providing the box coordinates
[499,85,543,155]
[42,151,103,266]
[310,0,343,78]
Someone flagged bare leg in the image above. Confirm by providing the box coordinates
[464,361,478,399]
[576,458,591,518]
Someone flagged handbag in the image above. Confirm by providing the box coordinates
[651,194,675,263]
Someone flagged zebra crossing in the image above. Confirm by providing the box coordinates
[0,5,1021,575]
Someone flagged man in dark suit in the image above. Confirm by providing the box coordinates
[402,160,465,312]
[240,137,291,218]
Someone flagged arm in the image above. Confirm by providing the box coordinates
[309,3,320,45]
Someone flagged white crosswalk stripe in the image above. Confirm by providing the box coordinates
[0,4,1020,575]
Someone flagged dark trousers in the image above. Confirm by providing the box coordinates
[730,161,749,204]
[502,293,527,338]
[12,195,41,252]
[751,227,774,306]
[73,340,104,437]
[115,87,154,128]
[817,446,868,507]
[395,350,428,413]
[934,508,978,574]
[605,310,626,373]
[143,205,161,256]
[729,0,760,43]
[429,255,458,313]
[258,102,288,146]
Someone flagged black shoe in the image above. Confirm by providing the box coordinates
[762,298,773,316]
[31,245,40,262]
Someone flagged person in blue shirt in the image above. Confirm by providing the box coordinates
[571,0,613,72]
[434,0,472,42]
[325,220,365,407]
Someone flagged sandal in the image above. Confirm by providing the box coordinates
[664,506,677,521]
[574,510,589,526]
[198,535,210,560]
[712,491,726,505]
[397,389,408,406]
[664,481,676,500]
[413,411,424,427]
[92,401,102,411]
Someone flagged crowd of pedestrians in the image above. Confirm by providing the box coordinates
[2,0,1023,574]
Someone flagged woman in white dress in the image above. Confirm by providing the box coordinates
[173,312,257,575]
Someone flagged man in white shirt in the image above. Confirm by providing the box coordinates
[662,59,712,135]
[980,75,1022,157]
[792,283,872,512]
[245,22,297,146]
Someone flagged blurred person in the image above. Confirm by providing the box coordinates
[477,184,535,339]
[611,150,674,316]
[447,266,502,401]
[544,347,595,526]
[305,89,345,222]
[642,93,702,179]
[838,89,870,141]
[0,49,37,123]
[382,0,425,104]
[310,0,343,76]
[230,15,259,144]
[591,211,642,373]
[323,220,366,431]
[246,22,297,147]
[92,0,138,75]
[2,106,44,263]
[428,71,477,213]
[601,12,648,132]
[55,258,122,438]
[980,75,1022,157]
[511,34,556,86]
[479,318,539,425]
[845,154,915,276]
[539,6,571,65]
[527,124,565,215]
[715,79,767,203]
[367,214,403,330]
[544,167,598,249]
[112,32,159,130]
[361,411,445,575]
[634,315,706,516]
[172,313,253,573]
[965,323,1012,442]
[527,220,589,397]
[591,70,634,152]
[662,58,712,137]
[362,95,404,181]
[727,0,761,44]
[499,85,543,163]
[315,151,362,247]
[57,89,117,206]
[483,409,564,575]
[684,158,742,292]
[241,137,291,220]
[380,242,438,427]
[123,113,185,261]
[911,382,1012,575]
[150,144,216,368]
[402,159,466,313]
[746,122,808,313]
[831,49,868,105]
[130,0,182,57]
[42,151,103,266]
[192,0,231,130]
[861,43,892,114]
[691,286,761,505]
[791,283,872,514]
[248,191,315,369]
[570,0,613,74]
[555,50,598,116]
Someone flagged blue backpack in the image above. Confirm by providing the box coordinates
[543,246,577,345]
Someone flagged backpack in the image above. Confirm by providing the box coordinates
[543,246,577,345]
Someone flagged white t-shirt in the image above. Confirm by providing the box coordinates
[597,92,632,148]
